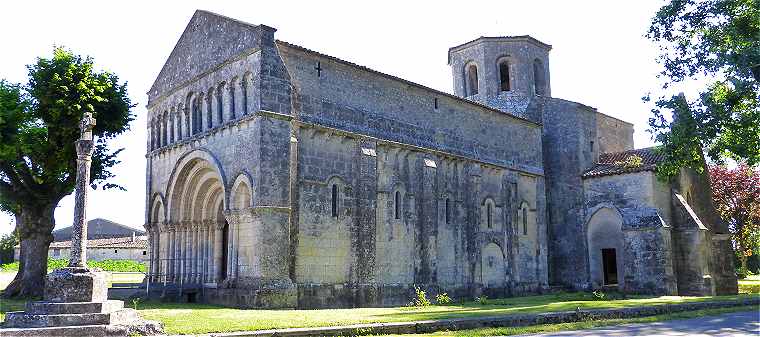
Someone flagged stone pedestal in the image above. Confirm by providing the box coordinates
[0,268,163,336]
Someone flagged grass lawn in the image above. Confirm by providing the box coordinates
[135,293,760,335]
[395,305,758,337]
[739,275,760,294]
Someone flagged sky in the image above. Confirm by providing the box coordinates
[0,0,669,234]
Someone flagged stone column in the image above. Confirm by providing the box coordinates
[192,222,199,283]
[214,221,224,283]
[68,112,96,268]
[175,108,182,141]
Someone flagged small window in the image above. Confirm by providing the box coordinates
[590,141,594,153]
[522,207,528,235]
[241,78,248,115]
[466,63,479,96]
[229,83,236,119]
[142,251,147,255]
[394,191,401,220]
[487,203,493,228]
[445,198,451,224]
[114,249,118,254]
[331,184,339,218]
[499,61,510,91]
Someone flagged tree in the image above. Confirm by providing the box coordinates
[0,48,133,297]
[646,0,760,178]
[709,163,760,274]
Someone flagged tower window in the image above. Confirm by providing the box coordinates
[522,206,528,235]
[590,141,595,153]
[499,61,511,91]
[394,191,401,220]
[331,184,339,218]
[533,59,546,96]
[487,203,493,228]
[466,63,479,96]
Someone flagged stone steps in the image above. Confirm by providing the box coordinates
[4,308,140,328]
[25,300,124,315]
[0,324,130,337]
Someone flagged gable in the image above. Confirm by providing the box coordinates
[147,10,271,104]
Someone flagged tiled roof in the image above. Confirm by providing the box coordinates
[583,147,664,178]
[47,236,149,249]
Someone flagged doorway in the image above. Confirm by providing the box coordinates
[601,248,618,285]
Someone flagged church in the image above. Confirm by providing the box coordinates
[143,10,738,308]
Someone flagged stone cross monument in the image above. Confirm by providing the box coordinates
[69,111,96,267]
[0,112,162,336]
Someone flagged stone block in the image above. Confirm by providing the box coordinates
[44,267,108,303]
[25,300,123,315]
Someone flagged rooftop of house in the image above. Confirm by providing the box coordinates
[582,147,664,178]
[47,236,149,249]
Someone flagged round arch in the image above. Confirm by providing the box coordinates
[481,242,506,287]
[586,206,624,289]
[165,148,228,222]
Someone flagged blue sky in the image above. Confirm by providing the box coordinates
[0,0,669,233]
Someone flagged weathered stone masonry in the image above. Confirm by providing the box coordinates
[143,10,736,308]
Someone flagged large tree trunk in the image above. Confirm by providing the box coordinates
[2,206,55,298]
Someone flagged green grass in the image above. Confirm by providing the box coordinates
[0,298,26,322]
[396,305,758,337]
[0,258,146,273]
[739,275,760,294]
[135,293,759,335]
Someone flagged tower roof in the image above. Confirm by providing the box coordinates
[447,36,552,64]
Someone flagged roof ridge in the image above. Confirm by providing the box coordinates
[275,40,542,127]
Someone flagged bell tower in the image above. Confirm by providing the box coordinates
[447,36,552,116]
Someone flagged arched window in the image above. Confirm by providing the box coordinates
[465,63,479,96]
[487,203,493,228]
[216,84,224,124]
[533,59,546,96]
[241,77,248,115]
[498,60,510,91]
[331,184,339,218]
[520,202,530,235]
[168,112,174,143]
[394,190,401,220]
[176,108,183,140]
[445,198,451,224]
[192,98,200,134]
[207,89,214,129]
[229,81,236,120]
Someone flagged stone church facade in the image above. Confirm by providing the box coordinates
[143,10,737,308]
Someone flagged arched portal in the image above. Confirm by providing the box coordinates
[586,207,624,289]
[165,150,229,284]
[481,242,506,288]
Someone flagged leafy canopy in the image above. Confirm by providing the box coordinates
[646,0,760,178]
[709,164,760,264]
[0,47,133,213]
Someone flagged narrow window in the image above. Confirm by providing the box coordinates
[434,97,439,110]
[241,78,248,115]
[499,61,511,91]
[533,59,546,96]
[394,191,401,220]
[445,198,451,224]
[176,113,183,140]
[229,84,236,120]
[142,251,147,255]
[522,207,528,235]
[466,64,479,96]
[331,184,339,218]
[216,86,224,123]
[590,141,594,153]
[114,249,118,254]
[487,203,493,228]
[207,93,213,128]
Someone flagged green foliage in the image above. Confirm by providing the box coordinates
[0,46,133,225]
[614,155,644,169]
[592,290,606,301]
[131,298,141,310]
[475,295,489,305]
[435,292,452,305]
[646,0,760,178]
[0,232,18,264]
[409,286,431,307]
[0,258,145,272]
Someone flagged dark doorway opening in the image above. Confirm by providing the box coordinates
[221,220,229,280]
[601,248,618,285]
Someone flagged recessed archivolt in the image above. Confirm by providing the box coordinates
[165,149,228,222]
[230,173,253,210]
[150,193,166,223]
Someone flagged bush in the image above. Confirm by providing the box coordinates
[409,286,431,307]
[0,258,145,273]
[475,295,488,305]
[435,292,451,305]
[591,290,606,300]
